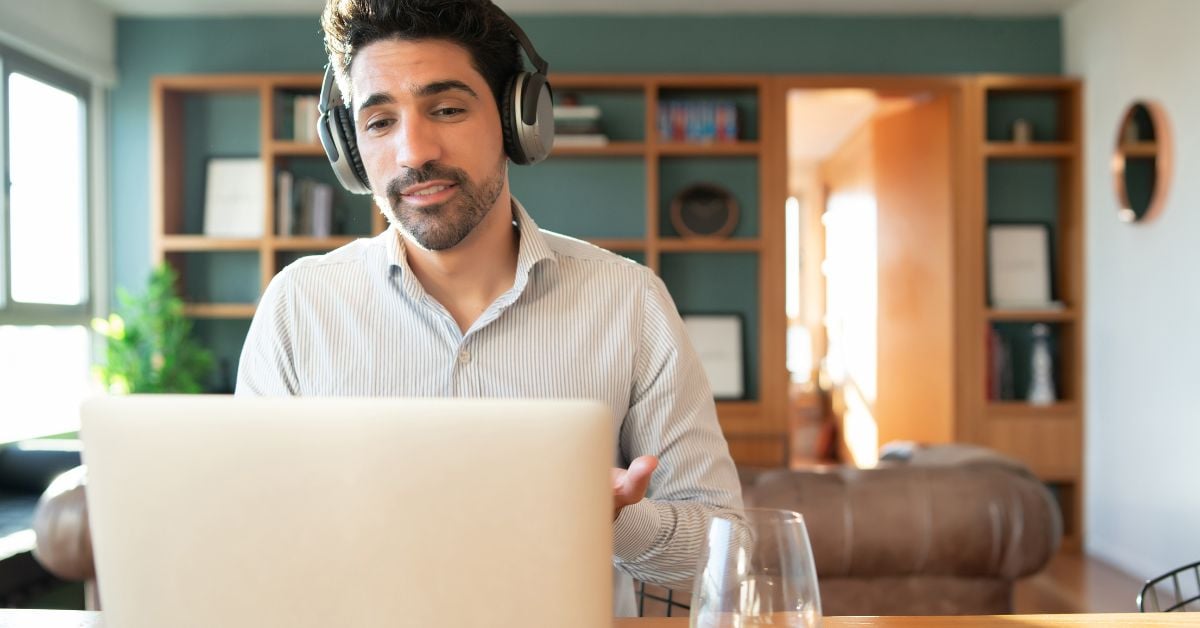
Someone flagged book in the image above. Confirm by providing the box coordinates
[293,95,320,143]
[553,104,601,120]
[276,170,294,236]
[553,134,609,148]
[310,183,333,237]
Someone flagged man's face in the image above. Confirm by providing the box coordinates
[349,38,507,251]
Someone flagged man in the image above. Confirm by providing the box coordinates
[237,0,744,615]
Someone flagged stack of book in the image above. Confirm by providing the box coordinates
[552,104,609,148]
[658,100,739,143]
[292,94,321,144]
[276,171,335,237]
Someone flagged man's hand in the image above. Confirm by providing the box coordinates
[612,455,659,520]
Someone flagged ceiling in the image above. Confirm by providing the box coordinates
[92,0,1081,17]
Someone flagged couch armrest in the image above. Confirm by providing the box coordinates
[743,447,1061,580]
[32,466,94,582]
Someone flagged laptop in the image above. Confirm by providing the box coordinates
[80,395,613,628]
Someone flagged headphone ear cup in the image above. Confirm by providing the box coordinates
[331,106,370,191]
[500,74,529,165]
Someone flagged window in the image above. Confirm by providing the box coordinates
[0,45,95,443]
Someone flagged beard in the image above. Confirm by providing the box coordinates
[380,157,506,251]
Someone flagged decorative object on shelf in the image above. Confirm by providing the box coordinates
[1112,100,1173,223]
[203,157,264,237]
[291,93,320,143]
[552,93,608,148]
[91,263,215,394]
[1027,323,1057,406]
[1011,118,1033,143]
[681,313,745,400]
[658,100,739,143]
[986,326,1015,401]
[670,182,740,239]
[987,223,1060,310]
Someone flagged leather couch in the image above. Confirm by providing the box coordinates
[31,444,1059,615]
[740,443,1062,615]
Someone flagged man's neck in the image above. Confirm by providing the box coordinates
[401,195,520,334]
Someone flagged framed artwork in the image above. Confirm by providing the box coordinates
[681,313,745,400]
[987,222,1056,309]
[203,157,264,237]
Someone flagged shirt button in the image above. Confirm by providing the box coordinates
[458,350,471,365]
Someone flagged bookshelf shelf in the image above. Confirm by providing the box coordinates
[983,142,1076,158]
[160,236,261,252]
[182,303,258,319]
[1118,141,1158,157]
[551,142,646,157]
[272,236,359,251]
[987,308,1077,322]
[657,142,761,156]
[659,237,762,253]
[269,140,326,157]
[985,401,1081,420]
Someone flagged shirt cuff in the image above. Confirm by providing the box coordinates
[613,498,662,561]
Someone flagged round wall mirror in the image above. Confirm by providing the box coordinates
[1112,101,1173,223]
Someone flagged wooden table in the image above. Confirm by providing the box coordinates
[0,611,1194,626]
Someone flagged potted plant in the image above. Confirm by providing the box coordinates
[92,263,215,393]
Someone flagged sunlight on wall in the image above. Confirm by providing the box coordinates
[821,190,877,402]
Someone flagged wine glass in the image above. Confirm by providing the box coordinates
[690,508,822,627]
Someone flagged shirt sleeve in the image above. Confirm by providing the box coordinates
[612,270,748,591]
[235,267,300,397]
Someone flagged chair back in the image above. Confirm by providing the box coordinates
[1139,560,1200,612]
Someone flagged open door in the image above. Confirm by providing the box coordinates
[872,94,956,449]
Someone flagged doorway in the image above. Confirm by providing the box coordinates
[776,78,961,468]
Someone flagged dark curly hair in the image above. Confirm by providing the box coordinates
[321,0,522,109]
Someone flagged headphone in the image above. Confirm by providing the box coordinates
[317,13,555,195]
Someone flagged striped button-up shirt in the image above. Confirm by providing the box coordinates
[236,200,744,616]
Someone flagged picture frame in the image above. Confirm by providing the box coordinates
[681,313,745,400]
[987,222,1056,309]
[203,157,264,237]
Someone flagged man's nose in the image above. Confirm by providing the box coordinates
[393,115,443,170]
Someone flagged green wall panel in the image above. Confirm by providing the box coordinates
[509,158,646,238]
[659,253,759,400]
[986,92,1064,142]
[192,318,253,393]
[179,252,260,304]
[180,92,261,234]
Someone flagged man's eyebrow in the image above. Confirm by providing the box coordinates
[354,81,479,116]
[356,92,395,115]
[414,80,479,100]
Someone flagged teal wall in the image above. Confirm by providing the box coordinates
[113,14,1061,297]
[110,14,1061,390]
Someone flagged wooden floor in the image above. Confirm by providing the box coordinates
[1015,552,1147,614]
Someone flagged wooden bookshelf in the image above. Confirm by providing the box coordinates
[963,76,1085,551]
[151,72,786,466]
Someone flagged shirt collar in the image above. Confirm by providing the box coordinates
[379,196,557,297]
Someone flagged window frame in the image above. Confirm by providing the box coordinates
[0,42,94,327]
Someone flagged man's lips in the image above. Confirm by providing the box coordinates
[399,182,458,205]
